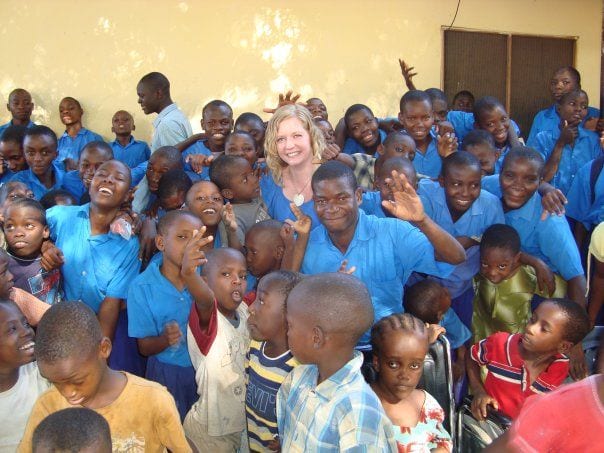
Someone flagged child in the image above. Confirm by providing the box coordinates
[56,97,103,171]
[342,104,386,155]
[61,140,113,203]
[234,112,266,157]
[0,125,28,185]
[0,181,34,215]
[306,97,328,120]
[0,88,35,136]
[473,96,516,167]
[128,210,207,420]
[0,300,50,452]
[461,129,500,176]
[11,126,65,200]
[155,169,192,218]
[467,298,591,420]
[473,223,566,342]
[18,301,190,452]
[4,198,62,305]
[32,408,112,453]
[370,313,452,452]
[110,109,151,168]
[277,272,397,450]
[224,130,260,170]
[244,220,286,281]
[209,154,270,242]
[532,89,600,195]
[452,90,475,113]
[315,118,336,145]
[404,280,470,381]
[425,87,449,125]
[246,270,303,452]
[39,189,77,210]
[184,247,249,451]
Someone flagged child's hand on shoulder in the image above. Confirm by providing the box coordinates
[222,203,238,232]
[181,227,212,277]
[286,203,312,236]
[471,390,499,421]
[185,154,214,174]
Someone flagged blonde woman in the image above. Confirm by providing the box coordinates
[262,104,325,226]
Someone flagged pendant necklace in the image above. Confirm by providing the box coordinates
[292,176,312,207]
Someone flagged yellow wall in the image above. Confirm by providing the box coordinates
[1,0,601,142]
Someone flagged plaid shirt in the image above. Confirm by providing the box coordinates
[351,153,377,191]
[277,352,396,452]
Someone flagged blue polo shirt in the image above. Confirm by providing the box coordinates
[182,140,212,180]
[11,163,65,200]
[566,159,604,229]
[57,128,104,163]
[61,170,86,201]
[127,260,193,367]
[361,190,429,219]
[420,179,505,296]
[301,210,454,347]
[412,131,442,178]
[527,104,600,146]
[447,111,521,143]
[261,174,319,228]
[342,129,386,155]
[532,126,601,195]
[46,204,141,313]
[110,137,151,168]
[0,169,14,186]
[0,120,35,138]
[481,179,583,281]
[130,161,148,187]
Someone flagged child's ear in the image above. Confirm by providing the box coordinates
[355,187,363,205]
[397,112,404,124]
[558,340,573,355]
[155,235,165,252]
[132,124,136,131]
[512,252,521,267]
[376,144,385,156]
[111,126,116,134]
[313,326,325,349]
[438,175,445,187]
[221,189,234,200]
[99,337,112,360]
[372,353,380,372]
[43,225,50,240]
[274,244,285,260]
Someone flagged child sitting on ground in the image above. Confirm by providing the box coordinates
[32,408,112,453]
[56,97,103,171]
[209,154,270,243]
[110,110,151,169]
[61,140,113,203]
[371,313,452,452]
[18,301,190,452]
[4,198,62,305]
[0,300,50,452]
[0,125,28,185]
[461,130,500,176]
[472,223,566,342]
[277,272,396,451]
[184,247,249,451]
[467,298,591,420]
[246,270,303,452]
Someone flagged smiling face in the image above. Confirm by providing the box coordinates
[248,275,287,342]
[185,181,223,227]
[500,157,542,210]
[0,139,27,173]
[399,100,434,144]
[372,329,429,401]
[59,98,83,127]
[550,69,579,102]
[146,155,177,194]
[313,176,361,237]
[476,106,510,147]
[0,302,35,371]
[521,302,570,355]
[347,109,380,148]
[23,134,57,177]
[111,111,134,137]
[439,163,482,221]
[276,117,314,167]
[7,90,33,123]
[4,205,49,259]
[557,92,588,128]
[204,251,247,316]
[306,98,328,120]
[79,148,112,189]
[89,161,131,209]
[202,105,233,148]
[225,133,258,168]
[479,246,520,284]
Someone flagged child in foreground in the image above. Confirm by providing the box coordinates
[467,298,591,420]
[246,270,303,452]
[18,301,190,452]
[277,272,397,451]
[371,313,452,452]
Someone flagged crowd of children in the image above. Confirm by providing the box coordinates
[0,61,601,452]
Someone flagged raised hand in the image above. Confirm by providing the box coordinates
[558,120,577,147]
[285,203,312,236]
[279,223,296,249]
[185,154,214,174]
[381,170,426,223]
[321,143,341,161]
[436,132,458,158]
[399,58,418,91]
[221,202,238,232]
[263,91,306,114]
[181,227,213,276]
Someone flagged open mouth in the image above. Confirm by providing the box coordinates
[19,341,34,351]
[212,133,225,140]
[232,290,242,301]
[202,208,217,215]
[67,396,86,406]
[285,151,301,158]
[98,187,114,196]
[455,200,471,207]
[362,131,376,144]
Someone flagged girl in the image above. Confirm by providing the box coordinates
[371,313,452,452]
[246,270,302,452]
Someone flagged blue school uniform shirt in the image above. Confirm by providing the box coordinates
[527,104,600,146]
[342,129,386,155]
[130,161,148,187]
[481,176,583,281]
[46,204,141,313]
[420,179,505,297]
[360,190,429,219]
[447,111,521,143]
[261,174,319,228]
[110,137,151,168]
[11,163,65,200]
[182,140,212,181]
[0,169,14,186]
[532,126,601,195]
[412,131,442,178]
[57,128,104,163]
[61,170,86,201]
[0,120,35,137]
[440,308,471,350]
[127,260,193,367]
[566,158,604,229]
[301,210,454,348]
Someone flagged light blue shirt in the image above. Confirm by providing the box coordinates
[46,204,141,313]
[527,104,600,146]
[261,174,319,228]
[11,163,65,200]
[412,131,442,178]
[440,308,471,349]
[301,210,454,347]
[110,137,151,168]
[151,103,192,151]
[0,120,35,137]
[127,260,193,367]
[61,170,85,201]
[361,190,429,219]
[532,126,601,195]
[566,158,604,229]
[342,129,387,155]
[481,178,583,281]
[447,111,521,143]
[57,128,104,162]
[182,140,212,180]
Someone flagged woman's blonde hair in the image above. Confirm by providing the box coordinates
[264,104,326,185]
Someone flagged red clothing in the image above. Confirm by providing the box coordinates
[470,332,569,418]
[507,375,604,452]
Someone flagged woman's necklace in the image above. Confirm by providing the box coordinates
[292,177,311,207]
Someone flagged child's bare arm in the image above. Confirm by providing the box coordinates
[222,203,243,251]
[399,58,418,91]
[281,204,312,272]
[466,349,499,420]
[519,252,555,296]
[588,258,604,326]
[453,344,467,382]
[97,297,122,341]
[137,322,182,356]
[334,117,348,149]
[174,132,207,152]
[543,121,576,183]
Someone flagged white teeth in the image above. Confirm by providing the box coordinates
[99,187,113,195]
[202,208,216,214]
[286,151,300,157]
[19,341,34,350]
[213,133,225,139]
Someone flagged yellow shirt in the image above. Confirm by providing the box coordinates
[18,372,191,453]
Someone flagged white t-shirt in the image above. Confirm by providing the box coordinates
[0,362,50,452]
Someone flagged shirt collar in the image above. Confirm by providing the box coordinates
[153,103,178,127]
[314,351,363,400]
[507,191,540,221]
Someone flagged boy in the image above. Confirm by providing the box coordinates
[0,125,28,185]
[4,198,61,305]
[11,126,65,200]
[209,154,270,242]
[452,90,475,113]
[473,96,518,169]
[306,97,328,120]
[342,104,386,155]
[234,112,266,157]
[300,161,466,350]
[224,130,260,170]
[32,408,112,453]
[110,110,151,168]
[39,189,77,210]
[128,211,208,420]
[61,140,113,203]
[57,97,104,171]
[154,169,192,218]
[0,89,35,136]
[467,298,591,420]
[425,88,449,125]
[473,223,566,342]
[183,247,250,451]
[18,301,191,452]
[277,272,397,451]
[461,129,500,176]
